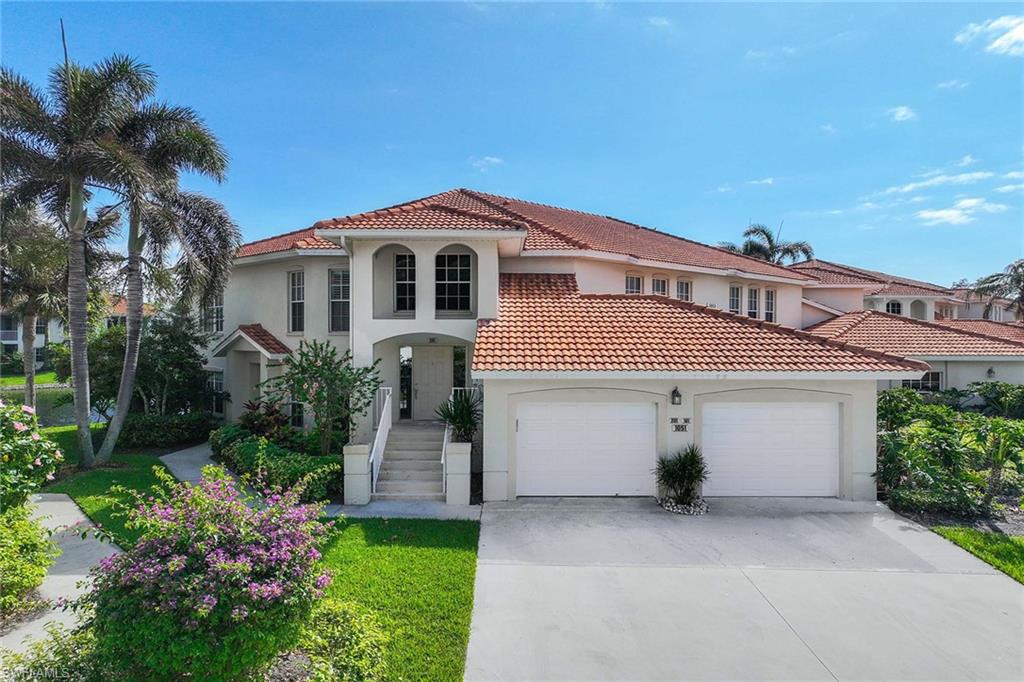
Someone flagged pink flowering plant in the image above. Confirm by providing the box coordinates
[0,399,63,509]
[77,465,334,679]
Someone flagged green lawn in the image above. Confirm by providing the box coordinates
[321,518,480,681]
[0,370,58,386]
[934,527,1024,584]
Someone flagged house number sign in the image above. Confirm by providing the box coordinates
[669,417,691,432]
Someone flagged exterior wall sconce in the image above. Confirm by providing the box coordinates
[987,367,996,379]
[670,387,682,405]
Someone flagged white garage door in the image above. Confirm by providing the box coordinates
[516,402,656,496]
[701,402,839,497]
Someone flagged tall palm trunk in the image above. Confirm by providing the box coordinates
[67,178,95,469]
[21,311,37,408]
[97,209,144,462]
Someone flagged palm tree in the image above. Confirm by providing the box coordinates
[718,223,814,264]
[0,208,66,408]
[95,104,239,462]
[972,260,1024,320]
[1,56,156,468]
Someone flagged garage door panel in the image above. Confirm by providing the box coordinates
[701,402,839,497]
[516,402,656,496]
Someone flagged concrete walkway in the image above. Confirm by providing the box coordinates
[159,441,222,484]
[0,494,119,655]
[466,497,1024,681]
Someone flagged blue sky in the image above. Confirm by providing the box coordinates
[4,2,1022,285]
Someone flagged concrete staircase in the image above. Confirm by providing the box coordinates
[372,421,445,501]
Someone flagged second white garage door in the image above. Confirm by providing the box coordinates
[701,402,839,497]
[516,402,656,496]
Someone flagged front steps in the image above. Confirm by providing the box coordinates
[372,421,446,501]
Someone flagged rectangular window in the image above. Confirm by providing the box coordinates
[329,269,350,332]
[288,271,305,333]
[992,307,1004,322]
[207,371,224,415]
[651,277,668,296]
[625,275,642,295]
[747,287,759,318]
[728,284,742,314]
[764,289,776,322]
[203,293,224,334]
[289,402,304,428]
[395,254,416,313]
[435,253,472,312]
[34,347,46,363]
[35,318,47,335]
[676,279,692,302]
[902,372,942,392]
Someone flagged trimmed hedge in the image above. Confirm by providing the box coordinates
[208,423,251,458]
[116,412,214,449]
[223,436,342,502]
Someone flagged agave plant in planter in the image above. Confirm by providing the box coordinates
[435,391,482,443]
[655,444,710,514]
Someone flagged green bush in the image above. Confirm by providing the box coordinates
[435,390,482,442]
[970,381,1024,419]
[0,622,107,681]
[208,423,251,458]
[298,599,388,681]
[888,487,981,517]
[224,436,342,501]
[0,505,58,615]
[1,349,25,375]
[115,411,214,449]
[655,444,709,505]
[877,388,925,431]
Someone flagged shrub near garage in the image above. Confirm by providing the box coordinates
[79,466,333,680]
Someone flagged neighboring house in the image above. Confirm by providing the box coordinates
[933,318,1024,343]
[206,188,925,504]
[807,311,1024,390]
[105,295,155,328]
[0,311,64,368]
[789,259,960,326]
[949,288,1022,322]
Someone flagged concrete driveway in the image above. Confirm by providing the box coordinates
[465,498,1024,681]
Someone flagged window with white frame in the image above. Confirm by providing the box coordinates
[203,292,224,334]
[435,252,472,312]
[394,253,416,313]
[651,277,668,296]
[885,300,902,316]
[676,279,692,302]
[747,287,760,318]
[902,371,942,392]
[991,306,1004,322]
[288,271,305,333]
[35,318,46,335]
[207,371,224,415]
[329,269,350,332]
[625,275,642,295]
[288,402,304,428]
[34,347,46,363]
[764,289,776,322]
[728,284,742,314]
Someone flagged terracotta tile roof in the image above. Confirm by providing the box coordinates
[472,273,927,373]
[237,323,291,355]
[249,189,810,279]
[807,311,1024,357]
[107,296,154,316]
[237,227,339,258]
[933,319,1024,343]
[790,259,952,297]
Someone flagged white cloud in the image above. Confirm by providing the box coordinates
[747,177,774,186]
[715,185,734,193]
[916,197,1009,225]
[995,184,1024,193]
[937,79,969,89]
[887,106,917,122]
[883,171,995,194]
[648,16,673,29]
[1004,171,1024,180]
[955,15,1024,57]
[469,155,504,172]
[956,154,978,167]
[745,46,797,60]
[820,123,836,134]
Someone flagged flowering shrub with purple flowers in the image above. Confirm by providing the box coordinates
[78,465,333,680]
[0,398,63,509]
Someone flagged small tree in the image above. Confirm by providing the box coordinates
[133,314,210,415]
[961,415,1024,512]
[262,340,381,456]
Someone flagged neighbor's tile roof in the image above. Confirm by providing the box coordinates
[236,227,339,258]
[245,189,809,279]
[471,273,926,373]
[107,296,154,316]
[789,259,952,297]
[807,311,1024,357]
[933,319,1024,343]
[238,323,291,355]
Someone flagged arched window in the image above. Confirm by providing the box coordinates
[885,300,902,316]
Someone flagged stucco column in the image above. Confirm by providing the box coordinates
[343,444,371,505]
[445,442,471,505]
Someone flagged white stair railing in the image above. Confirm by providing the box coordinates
[369,386,392,493]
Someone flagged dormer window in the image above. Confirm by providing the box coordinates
[747,287,759,318]
[625,275,642,295]
[885,300,902,316]
[728,284,742,314]
[676,279,692,302]
[651,277,668,296]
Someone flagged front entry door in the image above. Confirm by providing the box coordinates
[412,346,453,421]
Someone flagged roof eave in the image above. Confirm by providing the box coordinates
[234,248,348,265]
[315,228,528,241]
[471,369,927,380]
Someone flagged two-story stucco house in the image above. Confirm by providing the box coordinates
[205,189,930,505]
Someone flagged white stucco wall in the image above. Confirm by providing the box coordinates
[878,358,1024,391]
[802,287,864,313]
[801,302,838,328]
[480,377,879,502]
